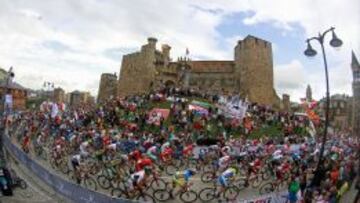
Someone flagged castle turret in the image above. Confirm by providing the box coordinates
[162,44,171,66]
[234,35,278,105]
[306,84,312,102]
[147,37,157,49]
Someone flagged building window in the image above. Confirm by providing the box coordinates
[340,102,345,108]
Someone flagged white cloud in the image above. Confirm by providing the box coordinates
[0,0,358,98]
[274,60,306,101]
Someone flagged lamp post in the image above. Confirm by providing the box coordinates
[303,27,342,186]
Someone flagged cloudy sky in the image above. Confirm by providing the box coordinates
[0,0,359,102]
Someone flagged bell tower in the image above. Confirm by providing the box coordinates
[351,50,360,136]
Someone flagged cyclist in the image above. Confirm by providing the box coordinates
[217,167,238,197]
[126,167,152,195]
[170,169,196,198]
[146,144,159,162]
[71,153,86,184]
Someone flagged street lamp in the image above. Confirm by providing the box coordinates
[303,27,342,187]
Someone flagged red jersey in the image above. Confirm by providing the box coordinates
[135,158,153,171]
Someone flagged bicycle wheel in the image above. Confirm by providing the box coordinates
[97,175,111,190]
[151,178,167,190]
[259,182,274,195]
[84,177,97,191]
[165,164,178,176]
[262,170,271,181]
[111,188,126,199]
[224,186,238,201]
[201,171,215,183]
[117,181,127,192]
[180,190,198,203]
[153,189,170,202]
[199,187,216,201]
[251,176,262,188]
[136,193,155,203]
[60,162,70,174]
[234,178,247,191]
[19,179,27,189]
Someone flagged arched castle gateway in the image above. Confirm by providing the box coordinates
[118,36,279,106]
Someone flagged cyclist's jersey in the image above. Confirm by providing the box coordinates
[135,158,153,171]
[174,169,193,182]
[130,170,145,184]
[72,154,82,164]
[147,146,157,154]
[219,155,230,166]
[161,142,170,152]
[129,150,142,161]
[220,168,236,179]
[80,141,89,154]
[183,145,193,156]
[107,143,117,151]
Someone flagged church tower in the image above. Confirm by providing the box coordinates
[306,84,312,102]
[351,51,360,136]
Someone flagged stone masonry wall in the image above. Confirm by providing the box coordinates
[118,38,157,97]
[235,36,278,105]
[97,73,117,103]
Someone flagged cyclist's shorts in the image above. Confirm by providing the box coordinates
[173,177,186,187]
[218,176,228,187]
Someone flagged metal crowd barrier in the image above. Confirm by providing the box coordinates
[3,135,134,203]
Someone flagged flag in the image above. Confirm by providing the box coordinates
[185,48,189,55]
[51,103,59,118]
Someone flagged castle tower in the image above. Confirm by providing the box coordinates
[234,35,278,105]
[97,73,117,103]
[118,37,158,96]
[306,84,312,102]
[53,87,65,103]
[351,51,360,136]
[281,94,291,112]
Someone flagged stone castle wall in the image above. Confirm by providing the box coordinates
[97,73,117,103]
[118,38,158,97]
[235,36,278,105]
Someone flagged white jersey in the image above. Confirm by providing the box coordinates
[107,143,117,151]
[131,170,145,184]
[219,155,230,166]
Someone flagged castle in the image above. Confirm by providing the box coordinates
[117,35,279,106]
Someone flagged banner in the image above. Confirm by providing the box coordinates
[191,100,212,108]
[188,104,208,115]
[147,108,170,126]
